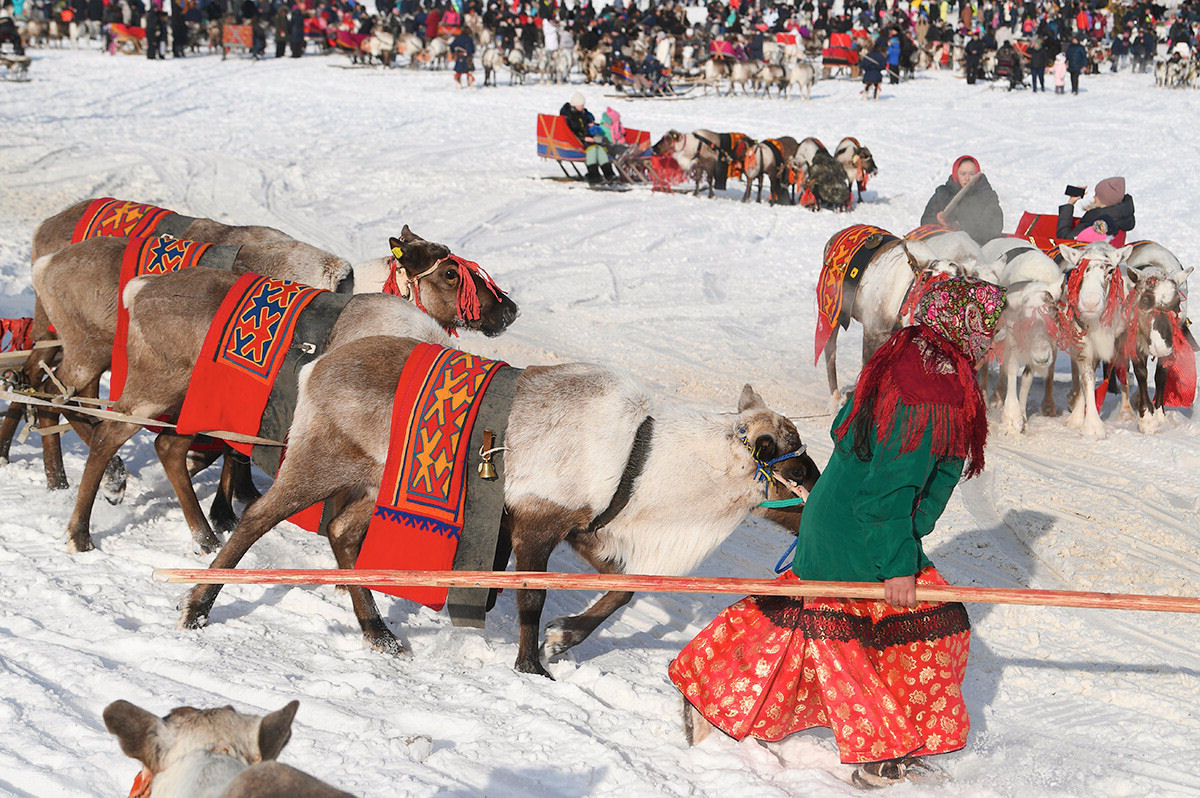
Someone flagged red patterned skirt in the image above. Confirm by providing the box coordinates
[668,567,970,764]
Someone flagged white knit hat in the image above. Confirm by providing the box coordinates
[569,92,585,109]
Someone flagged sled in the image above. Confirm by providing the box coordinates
[221,23,253,58]
[1,51,31,82]
[535,113,654,184]
[821,31,859,75]
[1012,211,1126,254]
[108,23,145,54]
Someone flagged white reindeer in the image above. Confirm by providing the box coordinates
[179,337,819,679]
[981,237,1069,432]
[1056,243,1134,437]
[784,59,817,98]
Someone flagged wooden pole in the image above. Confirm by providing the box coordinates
[153,569,1200,615]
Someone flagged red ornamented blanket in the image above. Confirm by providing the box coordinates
[72,198,173,244]
[110,236,213,401]
[356,342,506,609]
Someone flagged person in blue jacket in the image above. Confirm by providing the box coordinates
[861,42,886,98]
[1065,34,1087,93]
[886,29,901,83]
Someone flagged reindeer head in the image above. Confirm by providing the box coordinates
[1058,243,1131,320]
[1128,266,1184,359]
[390,225,518,337]
[1001,282,1060,368]
[652,130,684,156]
[104,699,299,779]
[736,385,821,501]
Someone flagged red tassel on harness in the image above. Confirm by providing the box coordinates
[382,256,403,298]
[1162,321,1198,408]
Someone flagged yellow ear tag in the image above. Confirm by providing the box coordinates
[391,245,405,261]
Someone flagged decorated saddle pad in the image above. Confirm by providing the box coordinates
[175,273,323,443]
[903,223,954,241]
[110,235,231,401]
[72,198,174,243]
[814,224,897,364]
[355,342,509,611]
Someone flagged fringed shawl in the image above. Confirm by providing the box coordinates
[835,325,989,478]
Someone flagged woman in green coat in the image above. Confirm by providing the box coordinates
[670,277,1006,789]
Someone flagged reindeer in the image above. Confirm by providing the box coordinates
[506,41,527,84]
[727,58,759,95]
[818,229,963,407]
[701,55,729,94]
[178,334,820,677]
[52,237,517,555]
[1054,243,1134,438]
[791,138,851,210]
[981,237,1069,428]
[480,44,502,86]
[104,699,353,798]
[0,198,298,493]
[741,136,798,204]
[832,137,878,203]
[1120,243,1194,431]
[784,59,817,98]
[652,129,724,197]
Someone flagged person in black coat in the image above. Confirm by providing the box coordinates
[171,0,187,56]
[920,155,1004,245]
[287,4,304,56]
[1028,40,1046,90]
[1057,176,1135,241]
[964,30,984,83]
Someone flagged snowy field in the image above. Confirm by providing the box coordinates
[1,48,1199,797]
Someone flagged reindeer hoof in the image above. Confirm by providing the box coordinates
[66,533,95,554]
[179,610,208,630]
[542,618,585,660]
[101,456,127,506]
[514,656,553,679]
[365,632,408,658]
[1040,403,1060,418]
[47,471,70,491]
[193,532,222,556]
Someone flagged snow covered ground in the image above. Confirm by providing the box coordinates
[1,48,1199,797]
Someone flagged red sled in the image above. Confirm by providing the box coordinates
[1012,211,1126,254]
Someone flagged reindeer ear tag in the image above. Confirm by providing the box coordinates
[391,245,405,261]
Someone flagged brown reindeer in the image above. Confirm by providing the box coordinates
[177,334,820,677]
[0,198,299,489]
[57,233,517,554]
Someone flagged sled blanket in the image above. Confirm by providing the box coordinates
[814,225,897,365]
[356,342,510,612]
[175,273,322,443]
[109,235,236,401]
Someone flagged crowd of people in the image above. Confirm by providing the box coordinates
[4,0,1198,90]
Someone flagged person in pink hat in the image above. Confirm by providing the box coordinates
[1057,176,1136,242]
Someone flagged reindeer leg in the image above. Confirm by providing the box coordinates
[64,417,141,553]
[179,472,343,631]
[543,586,633,662]
[154,432,221,554]
[508,502,590,678]
[1040,359,1060,417]
[0,402,22,465]
[1001,358,1024,433]
[823,325,841,410]
[208,453,240,535]
[325,489,406,656]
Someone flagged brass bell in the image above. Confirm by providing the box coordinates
[477,429,498,481]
